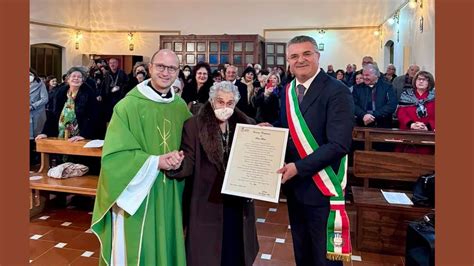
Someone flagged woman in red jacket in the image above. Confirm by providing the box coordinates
[396,70,435,154]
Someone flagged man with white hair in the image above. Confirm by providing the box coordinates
[225,64,254,117]
[352,63,397,128]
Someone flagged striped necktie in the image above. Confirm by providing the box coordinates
[297,84,306,104]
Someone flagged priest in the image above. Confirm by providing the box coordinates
[91,49,191,266]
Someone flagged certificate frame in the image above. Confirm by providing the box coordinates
[221,124,289,203]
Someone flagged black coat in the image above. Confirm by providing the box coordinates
[181,80,213,104]
[42,83,99,139]
[102,69,128,121]
[352,78,397,128]
[252,87,281,123]
[168,102,258,266]
[279,69,354,206]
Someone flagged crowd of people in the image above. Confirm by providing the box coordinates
[30,51,435,153]
[29,34,435,266]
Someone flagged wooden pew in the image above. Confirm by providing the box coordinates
[354,150,435,188]
[352,126,435,151]
[352,150,435,255]
[30,138,101,209]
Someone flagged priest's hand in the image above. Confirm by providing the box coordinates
[159,151,185,170]
[277,163,298,184]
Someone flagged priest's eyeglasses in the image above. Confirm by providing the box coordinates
[152,63,179,74]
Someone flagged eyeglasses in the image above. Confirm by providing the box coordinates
[416,77,428,82]
[152,63,179,74]
[288,51,317,61]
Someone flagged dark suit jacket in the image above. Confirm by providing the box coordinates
[352,78,397,128]
[279,70,354,206]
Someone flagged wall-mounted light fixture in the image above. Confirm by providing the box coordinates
[75,30,83,50]
[128,32,134,51]
[408,0,417,9]
[388,11,400,25]
[318,43,324,51]
[373,28,381,36]
[318,29,326,39]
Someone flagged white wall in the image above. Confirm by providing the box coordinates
[265,29,380,72]
[30,0,435,76]
[380,0,435,76]
[30,0,90,29]
[30,24,91,73]
[87,0,403,34]
[30,0,91,72]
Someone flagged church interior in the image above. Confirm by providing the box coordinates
[28,0,437,265]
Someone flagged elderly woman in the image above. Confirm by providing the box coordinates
[36,66,98,142]
[396,70,435,154]
[167,81,258,266]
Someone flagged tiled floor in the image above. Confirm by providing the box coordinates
[29,199,405,265]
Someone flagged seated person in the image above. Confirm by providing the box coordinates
[352,63,397,128]
[396,70,435,154]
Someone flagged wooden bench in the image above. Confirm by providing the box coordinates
[352,150,435,255]
[352,126,435,151]
[29,138,102,209]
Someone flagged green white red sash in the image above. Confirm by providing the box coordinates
[285,79,352,261]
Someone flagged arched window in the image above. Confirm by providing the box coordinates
[384,40,395,65]
[30,43,63,79]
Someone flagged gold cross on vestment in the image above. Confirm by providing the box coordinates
[157,119,172,183]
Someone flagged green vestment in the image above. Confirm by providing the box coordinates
[91,86,191,266]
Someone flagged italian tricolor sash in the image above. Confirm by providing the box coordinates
[285,79,352,261]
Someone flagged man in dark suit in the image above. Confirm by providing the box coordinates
[277,35,354,265]
[352,63,397,128]
[225,65,255,118]
[102,57,128,122]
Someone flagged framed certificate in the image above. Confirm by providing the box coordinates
[221,124,289,203]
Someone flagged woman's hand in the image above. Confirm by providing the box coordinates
[35,134,47,141]
[68,136,85,142]
[264,86,274,97]
[159,150,185,170]
[410,122,428,130]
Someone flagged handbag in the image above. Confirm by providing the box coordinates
[412,172,435,207]
[405,213,435,266]
[47,162,89,179]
